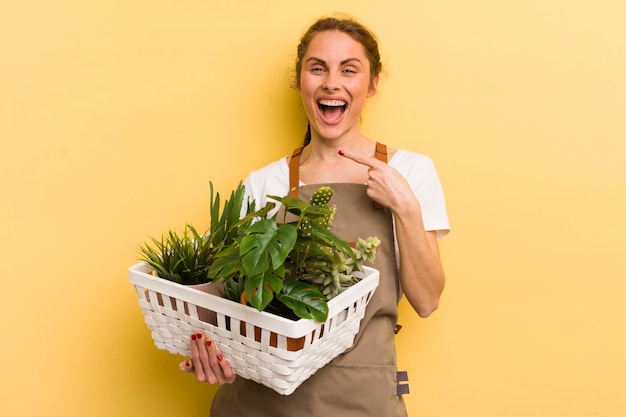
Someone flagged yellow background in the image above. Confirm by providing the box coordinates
[1,1,625,416]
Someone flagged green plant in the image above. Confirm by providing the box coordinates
[208,186,380,322]
[137,223,213,284]
[137,181,262,285]
[137,183,380,322]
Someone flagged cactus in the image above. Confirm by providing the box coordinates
[309,186,336,230]
[304,189,381,299]
[310,186,333,206]
[299,217,313,237]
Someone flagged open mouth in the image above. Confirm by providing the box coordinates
[317,99,347,124]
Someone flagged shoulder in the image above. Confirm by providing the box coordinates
[389,148,450,236]
[243,156,290,206]
[247,156,289,181]
[388,149,438,180]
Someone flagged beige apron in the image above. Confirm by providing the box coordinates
[211,144,408,417]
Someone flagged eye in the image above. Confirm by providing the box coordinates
[343,68,357,75]
[310,66,326,73]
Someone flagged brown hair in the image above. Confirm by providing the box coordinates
[295,16,382,145]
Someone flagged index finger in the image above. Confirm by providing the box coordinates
[338,149,383,168]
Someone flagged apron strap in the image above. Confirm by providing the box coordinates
[288,147,303,198]
[288,143,388,201]
[374,142,388,163]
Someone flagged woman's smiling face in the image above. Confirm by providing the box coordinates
[298,30,378,142]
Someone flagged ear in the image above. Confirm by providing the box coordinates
[367,75,379,98]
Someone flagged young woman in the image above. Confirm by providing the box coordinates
[180,16,449,416]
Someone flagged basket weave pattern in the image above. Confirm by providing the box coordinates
[129,262,379,395]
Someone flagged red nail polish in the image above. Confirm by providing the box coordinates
[191,334,197,341]
[338,150,344,156]
[217,354,223,362]
[207,340,212,347]
[196,333,203,339]
[185,359,190,367]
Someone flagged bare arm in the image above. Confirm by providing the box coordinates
[339,149,445,317]
[392,197,445,317]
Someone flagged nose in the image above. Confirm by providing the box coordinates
[322,73,340,91]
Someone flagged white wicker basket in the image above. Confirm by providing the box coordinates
[129,262,379,395]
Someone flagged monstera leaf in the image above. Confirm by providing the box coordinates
[239,219,297,275]
[276,280,329,322]
[244,267,285,312]
[235,219,297,311]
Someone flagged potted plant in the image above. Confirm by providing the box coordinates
[130,182,381,395]
[137,181,251,285]
[138,183,380,323]
[136,181,257,322]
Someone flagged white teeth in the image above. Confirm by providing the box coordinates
[318,99,346,107]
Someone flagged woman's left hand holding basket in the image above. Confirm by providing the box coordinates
[179,333,236,385]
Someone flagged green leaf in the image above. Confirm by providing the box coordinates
[310,224,355,259]
[209,182,223,243]
[234,201,275,230]
[228,183,246,226]
[268,194,333,221]
[137,224,214,284]
[207,245,242,281]
[223,278,245,303]
[220,181,246,244]
[276,280,329,322]
[239,220,297,276]
[244,269,284,311]
[208,181,249,247]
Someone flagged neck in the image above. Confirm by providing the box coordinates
[304,132,374,161]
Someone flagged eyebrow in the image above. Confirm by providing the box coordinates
[305,57,363,66]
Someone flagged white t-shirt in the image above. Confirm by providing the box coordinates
[243,149,450,237]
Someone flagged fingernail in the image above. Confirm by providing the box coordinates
[191,334,197,341]
[338,150,344,156]
[217,354,223,362]
[196,333,203,339]
[185,359,191,367]
[207,339,212,347]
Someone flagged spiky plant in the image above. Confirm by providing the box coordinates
[137,181,258,285]
[138,224,213,285]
